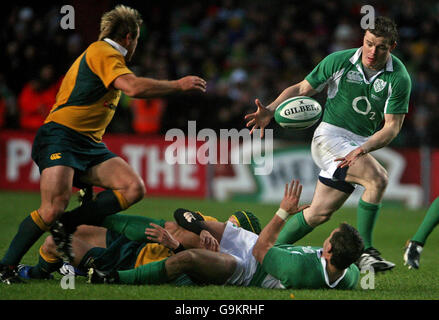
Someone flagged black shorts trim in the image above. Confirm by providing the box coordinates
[318,176,355,194]
[333,166,349,181]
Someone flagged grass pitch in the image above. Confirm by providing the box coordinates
[0,191,438,301]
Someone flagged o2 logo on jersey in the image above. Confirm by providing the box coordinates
[352,96,376,120]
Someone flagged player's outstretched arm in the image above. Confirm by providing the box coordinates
[113,73,206,98]
[245,80,317,138]
[253,179,304,263]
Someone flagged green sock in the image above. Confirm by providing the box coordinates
[412,197,439,246]
[1,215,45,266]
[276,211,313,245]
[102,214,166,242]
[357,199,381,250]
[60,190,123,233]
[118,259,169,285]
[29,255,62,279]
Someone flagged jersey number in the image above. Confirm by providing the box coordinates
[352,96,375,120]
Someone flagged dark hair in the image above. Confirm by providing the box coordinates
[329,223,364,270]
[366,16,398,45]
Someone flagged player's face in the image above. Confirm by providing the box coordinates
[361,31,396,70]
[126,27,140,61]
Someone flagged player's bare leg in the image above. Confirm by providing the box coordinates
[303,181,350,227]
[344,154,393,271]
[89,247,237,285]
[165,249,236,284]
[81,156,146,206]
[38,166,75,225]
[0,166,74,284]
[73,225,108,248]
[53,157,146,262]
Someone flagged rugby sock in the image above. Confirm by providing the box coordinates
[411,197,439,246]
[102,214,166,242]
[29,246,62,279]
[118,259,168,285]
[60,190,128,234]
[357,198,381,250]
[276,211,313,245]
[1,211,49,267]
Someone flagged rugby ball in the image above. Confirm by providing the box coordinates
[274,96,322,129]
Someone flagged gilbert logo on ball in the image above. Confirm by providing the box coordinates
[274,96,322,130]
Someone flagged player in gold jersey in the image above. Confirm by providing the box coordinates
[0,5,206,284]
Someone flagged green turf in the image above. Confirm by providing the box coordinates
[0,191,438,300]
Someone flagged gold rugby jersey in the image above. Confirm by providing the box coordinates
[45,40,133,142]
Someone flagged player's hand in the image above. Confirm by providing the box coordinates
[280,179,309,215]
[244,99,274,138]
[145,223,180,250]
[200,230,219,252]
[177,76,207,93]
[334,147,367,168]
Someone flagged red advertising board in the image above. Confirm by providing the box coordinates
[0,131,207,198]
[431,150,439,202]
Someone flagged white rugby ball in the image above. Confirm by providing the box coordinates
[274,96,322,129]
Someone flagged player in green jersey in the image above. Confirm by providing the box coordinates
[245,16,411,272]
[89,180,364,290]
[403,196,439,269]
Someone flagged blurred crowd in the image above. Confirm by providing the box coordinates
[1,0,439,146]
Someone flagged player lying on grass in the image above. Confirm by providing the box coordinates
[17,209,260,283]
[403,196,439,269]
[88,180,364,290]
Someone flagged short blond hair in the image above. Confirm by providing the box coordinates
[98,5,143,41]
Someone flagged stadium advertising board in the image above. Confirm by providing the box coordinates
[212,142,427,208]
[0,131,207,198]
[0,132,435,207]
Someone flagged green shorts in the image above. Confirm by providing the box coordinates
[31,121,117,188]
[80,229,197,286]
[78,230,143,272]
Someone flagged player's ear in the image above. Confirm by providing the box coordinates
[390,41,397,51]
[327,242,333,253]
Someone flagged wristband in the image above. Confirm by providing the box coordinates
[275,208,289,221]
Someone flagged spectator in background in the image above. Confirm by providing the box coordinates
[2,1,439,144]
[0,73,18,129]
[18,64,61,131]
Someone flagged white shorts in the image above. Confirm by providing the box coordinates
[311,122,368,183]
[220,221,259,287]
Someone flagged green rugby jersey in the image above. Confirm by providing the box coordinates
[249,245,359,289]
[305,48,411,137]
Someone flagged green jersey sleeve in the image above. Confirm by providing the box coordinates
[384,71,411,114]
[305,49,354,91]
